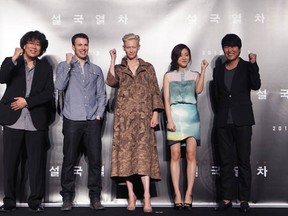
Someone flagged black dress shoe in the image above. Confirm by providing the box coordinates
[0,205,16,212]
[214,201,232,211]
[183,203,192,211]
[173,203,182,210]
[240,201,250,213]
[29,204,44,212]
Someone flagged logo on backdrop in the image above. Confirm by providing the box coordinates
[50,13,265,26]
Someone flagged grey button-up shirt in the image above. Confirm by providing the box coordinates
[8,59,37,131]
[55,57,106,121]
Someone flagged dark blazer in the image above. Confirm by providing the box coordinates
[0,56,54,130]
[212,58,261,127]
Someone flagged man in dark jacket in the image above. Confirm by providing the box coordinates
[213,34,261,213]
[0,31,54,212]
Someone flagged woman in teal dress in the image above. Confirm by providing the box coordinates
[163,44,208,210]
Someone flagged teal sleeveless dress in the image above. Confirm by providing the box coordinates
[166,69,200,146]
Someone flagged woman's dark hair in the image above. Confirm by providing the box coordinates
[170,44,191,71]
[71,33,89,45]
[20,30,48,56]
[221,33,242,49]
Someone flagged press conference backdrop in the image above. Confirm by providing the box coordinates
[0,0,287,207]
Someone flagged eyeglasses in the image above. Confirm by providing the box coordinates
[27,41,41,47]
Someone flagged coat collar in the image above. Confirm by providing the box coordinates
[120,57,149,76]
[120,57,148,67]
[223,57,244,69]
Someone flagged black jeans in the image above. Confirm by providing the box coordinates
[60,118,102,200]
[217,124,252,201]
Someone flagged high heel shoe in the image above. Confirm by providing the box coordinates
[183,194,193,211]
[143,196,152,213]
[183,203,192,211]
[143,207,152,213]
[127,195,137,211]
[174,202,183,210]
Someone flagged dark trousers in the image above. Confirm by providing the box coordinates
[216,124,252,201]
[2,127,47,208]
[60,118,102,200]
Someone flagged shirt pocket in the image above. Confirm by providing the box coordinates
[87,69,99,85]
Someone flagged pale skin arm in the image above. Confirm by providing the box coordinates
[109,49,117,77]
[10,47,28,110]
[195,59,209,94]
[150,111,159,128]
[163,74,176,131]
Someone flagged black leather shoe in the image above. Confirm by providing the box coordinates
[90,198,105,210]
[29,204,44,212]
[240,201,250,213]
[214,201,232,211]
[0,205,16,212]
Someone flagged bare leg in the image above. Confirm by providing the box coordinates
[141,175,152,212]
[170,143,182,204]
[126,180,136,210]
[184,137,197,205]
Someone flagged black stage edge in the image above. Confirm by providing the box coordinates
[1,207,288,216]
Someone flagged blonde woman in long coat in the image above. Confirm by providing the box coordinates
[106,33,164,213]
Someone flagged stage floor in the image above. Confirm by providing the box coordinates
[2,207,288,216]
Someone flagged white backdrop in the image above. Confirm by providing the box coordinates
[0,0,288,207]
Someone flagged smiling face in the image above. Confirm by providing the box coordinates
[23,39,41,59]
[177,48,191,71]
[123,39,140,60]
[72,37,89,61]
[223,45,241,62]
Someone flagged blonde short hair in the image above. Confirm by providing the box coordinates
[122,33,140,43]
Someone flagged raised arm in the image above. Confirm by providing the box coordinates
[106,49,119,87]
[195,59,209,94]
[55,53,74,91]
[0,48,23,83]
[248,53,261,90]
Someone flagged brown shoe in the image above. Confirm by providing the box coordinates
[61,199,73,211]
[90,198,105,210]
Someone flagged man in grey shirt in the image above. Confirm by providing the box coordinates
[55,33,106,211]
[0,30,54,212]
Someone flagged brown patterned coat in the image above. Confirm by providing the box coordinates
[106,57,164,182]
